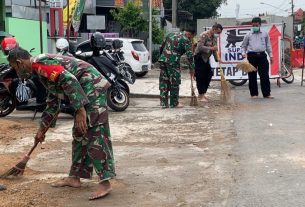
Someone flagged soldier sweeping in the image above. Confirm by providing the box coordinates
[158,28,195,108]
[7,48,115,200]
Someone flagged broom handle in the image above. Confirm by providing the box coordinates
[26,112,60,157]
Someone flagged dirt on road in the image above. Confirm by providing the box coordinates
[0,97,237,207]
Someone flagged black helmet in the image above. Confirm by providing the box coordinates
[90,32,106,49]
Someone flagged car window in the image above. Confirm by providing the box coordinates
[76,41,91,52]
[131,41,146,52]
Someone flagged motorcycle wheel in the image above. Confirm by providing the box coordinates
[107,87,129,112]
[229,80,248,86]
[0,93,16,117]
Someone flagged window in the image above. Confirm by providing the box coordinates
[131,41,146,52]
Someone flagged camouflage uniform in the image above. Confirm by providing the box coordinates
[32,54,115,182]
[158,32,194,107]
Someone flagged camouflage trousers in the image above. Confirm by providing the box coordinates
[69,122,115,182]
[159,63,181,107]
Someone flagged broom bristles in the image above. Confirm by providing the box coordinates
[220,69,231,102]
[0,157,28,178]
[236,61,257,73]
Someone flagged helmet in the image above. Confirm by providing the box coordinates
[90,32,106,50]
[56,38,69,52]
[1,37,18,55]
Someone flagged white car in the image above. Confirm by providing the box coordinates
[73,38,151,77]
[106,38,151,77]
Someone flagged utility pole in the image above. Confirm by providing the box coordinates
[39,0,43,53]
[172,0,177,28]
[291,0,295,38]
[149,0,152,66]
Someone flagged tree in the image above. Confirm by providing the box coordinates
[163,0,227,21]
[111,1,165,44]
[110,1,147,37]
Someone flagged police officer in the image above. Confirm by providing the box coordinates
[194,24,223,102]
[241,17,273,99]
[7,48,115,200]
[158,28,195,108]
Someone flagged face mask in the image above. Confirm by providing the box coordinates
[252,27,260,32]
[214,33,220,38]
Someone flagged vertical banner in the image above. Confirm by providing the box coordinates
[63,0,78,28]
[72,0,85,32]
[210,24,282,80]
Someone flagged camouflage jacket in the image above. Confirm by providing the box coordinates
[195,31,218,63]
[158,32,194,71]
[31,54,110,129]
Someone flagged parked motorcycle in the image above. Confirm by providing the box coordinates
[0,63,46,117]
[0,63,75,118]
[73,35,136,112]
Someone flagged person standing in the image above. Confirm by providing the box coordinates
[7,48,115,200]
[158,28,195,108]
[241,17,273,99]
[194,24,223,102]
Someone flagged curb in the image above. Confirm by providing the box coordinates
[130,93,192,99]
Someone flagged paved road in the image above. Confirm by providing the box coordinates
[227,76,305,206]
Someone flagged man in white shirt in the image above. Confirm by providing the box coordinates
[241,17,274,99]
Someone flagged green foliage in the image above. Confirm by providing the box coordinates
[111,1,165,44]
[163,0,227,20]
[110,2,147,37]
[152,49,161,63]
[152,18,165,44]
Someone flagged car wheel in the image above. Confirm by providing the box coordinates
[135,71,148,78]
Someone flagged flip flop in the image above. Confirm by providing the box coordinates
[89,187,112,200]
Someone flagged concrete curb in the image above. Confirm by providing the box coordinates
[130,93,192,99]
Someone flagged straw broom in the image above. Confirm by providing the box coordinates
[0,113,59,178]
[217,53,231,102]
[236,61,257,73]
[189,74,198,106]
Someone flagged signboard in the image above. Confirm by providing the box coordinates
[87,15,105,30]
[210,24,282,80]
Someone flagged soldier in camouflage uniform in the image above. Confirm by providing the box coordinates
[7,48,115,200]
[158,28,195,108]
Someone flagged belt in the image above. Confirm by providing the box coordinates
[247,52,266,56]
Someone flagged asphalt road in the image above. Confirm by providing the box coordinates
[227,77,305,206]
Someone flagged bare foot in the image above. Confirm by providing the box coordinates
[172,103,184,108]
[199,96,208,102]
[51,177,81,188]
[89,180,112,200]
[251,96,258,99]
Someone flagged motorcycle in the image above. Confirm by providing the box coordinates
[0,63,46,118]
[74,39,136,112]
[0,64,74,118]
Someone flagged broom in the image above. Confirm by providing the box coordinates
[217,53,231,102]
[0,112,59,178]
[236,61,257,73]
[189,74,198,106]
